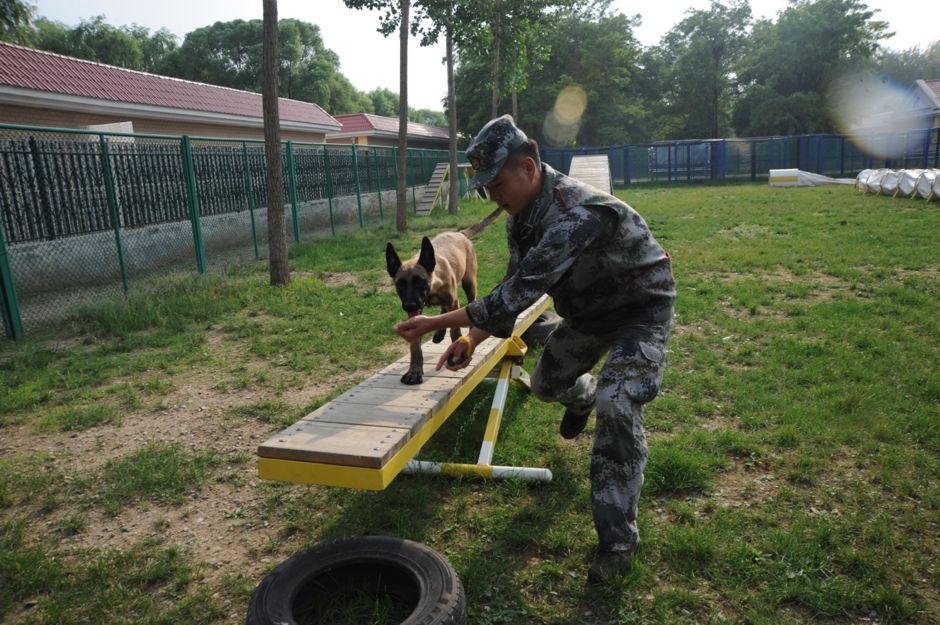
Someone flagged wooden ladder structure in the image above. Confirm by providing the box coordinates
[257,296,553,490]
[415,162,450,216]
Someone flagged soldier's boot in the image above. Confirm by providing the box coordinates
[587,550,634,585]
[560,406,592,439]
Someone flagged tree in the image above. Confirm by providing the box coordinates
[411,0,472,213]
[126,25,178,74]
[343,0,412,232]
[876,42,940,87]
[397,0,410,233]
[262,0,290,286]
[655,0,751,139]
[164,18,371,114]
[454,6,653,146]
[24,16,177,73]
[457,0,579,120]
[368,87,400,116]
[732,0,890,136]
[0,0,33,43]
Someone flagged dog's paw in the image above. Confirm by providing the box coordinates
[400,370,423,385]
[432,329,446,343]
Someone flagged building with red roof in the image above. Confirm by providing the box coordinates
[328,113,450,149]
[0,42,341,141]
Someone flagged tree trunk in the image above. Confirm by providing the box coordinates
[446,24,458,214]
[491,13,500,118]
[262,0,289,286]
[396,0,410,233]
[512,89,518,121]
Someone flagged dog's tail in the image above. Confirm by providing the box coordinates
[458,206,504,239]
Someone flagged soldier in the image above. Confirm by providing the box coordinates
[394,115,675,584]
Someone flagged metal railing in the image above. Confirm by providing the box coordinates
[0,123,455,338]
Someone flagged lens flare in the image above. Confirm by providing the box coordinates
[829,72,926,159]
[543,85,587,146]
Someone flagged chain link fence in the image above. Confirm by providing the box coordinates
[0,124,454,339]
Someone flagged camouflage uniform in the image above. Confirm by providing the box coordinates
[465,120,675,554]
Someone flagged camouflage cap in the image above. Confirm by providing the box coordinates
[465,114,528,190]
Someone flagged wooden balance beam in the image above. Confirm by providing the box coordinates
[257,296,553,490]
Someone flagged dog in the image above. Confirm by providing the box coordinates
[386,207,503,385]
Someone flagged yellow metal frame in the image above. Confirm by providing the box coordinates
[401,354,552,482]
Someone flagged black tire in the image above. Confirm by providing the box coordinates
[246,536,466,625]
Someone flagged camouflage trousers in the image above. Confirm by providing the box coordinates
[531,320,671,553]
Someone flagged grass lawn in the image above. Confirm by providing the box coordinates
[1,183,938,625]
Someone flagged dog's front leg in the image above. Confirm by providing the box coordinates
[401,338,424,385]
[446,297,462,342]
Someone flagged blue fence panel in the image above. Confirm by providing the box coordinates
[540,127,940,187]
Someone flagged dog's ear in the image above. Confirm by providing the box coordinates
[385,242,402,278]
[418,236,436,275]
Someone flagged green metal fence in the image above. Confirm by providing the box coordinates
[0,123,454,339]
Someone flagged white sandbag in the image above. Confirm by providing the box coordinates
[932,171,940,201]
[915,170,938,200]
[855,169,875,192]
[880,170,901,195]
[865,169,890,194]
[897,169,926,197]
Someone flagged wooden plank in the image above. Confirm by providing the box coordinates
[301,401,432,432]
[568,155,612,193]
[332,385,448,409]
[258,421,409,468]
[357,373,463,393]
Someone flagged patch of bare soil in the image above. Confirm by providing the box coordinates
[709,459,780,511]
[2,327,381,610]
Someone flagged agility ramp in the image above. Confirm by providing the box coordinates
[769,168,855,187]
[415,162,450,216]
[568,154,613,193]
[257,296,553,490]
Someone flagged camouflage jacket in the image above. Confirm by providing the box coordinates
[465,164,675,338]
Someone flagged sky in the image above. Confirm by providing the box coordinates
[34,0,938,112]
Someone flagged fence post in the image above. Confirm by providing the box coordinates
[241,142,260,259]
[750,140,757,181]
[373,147,383,219]
[922,130,931,169]
[180,136,207,274]
[624,147,631,187]
[286,141,301,243]
[839,135,845,176]
[351,143,364,228]
[98,135,129,295]
[817,137,825,174]
[323,146,335,236]
[0,215,23,339]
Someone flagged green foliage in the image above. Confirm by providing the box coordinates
[0,0,33,42]
[25,15,176,71]
[652,0,752,139]
[732,0,890,136]
[875,41,940,86]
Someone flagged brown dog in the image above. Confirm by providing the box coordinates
[386,208,502,384]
